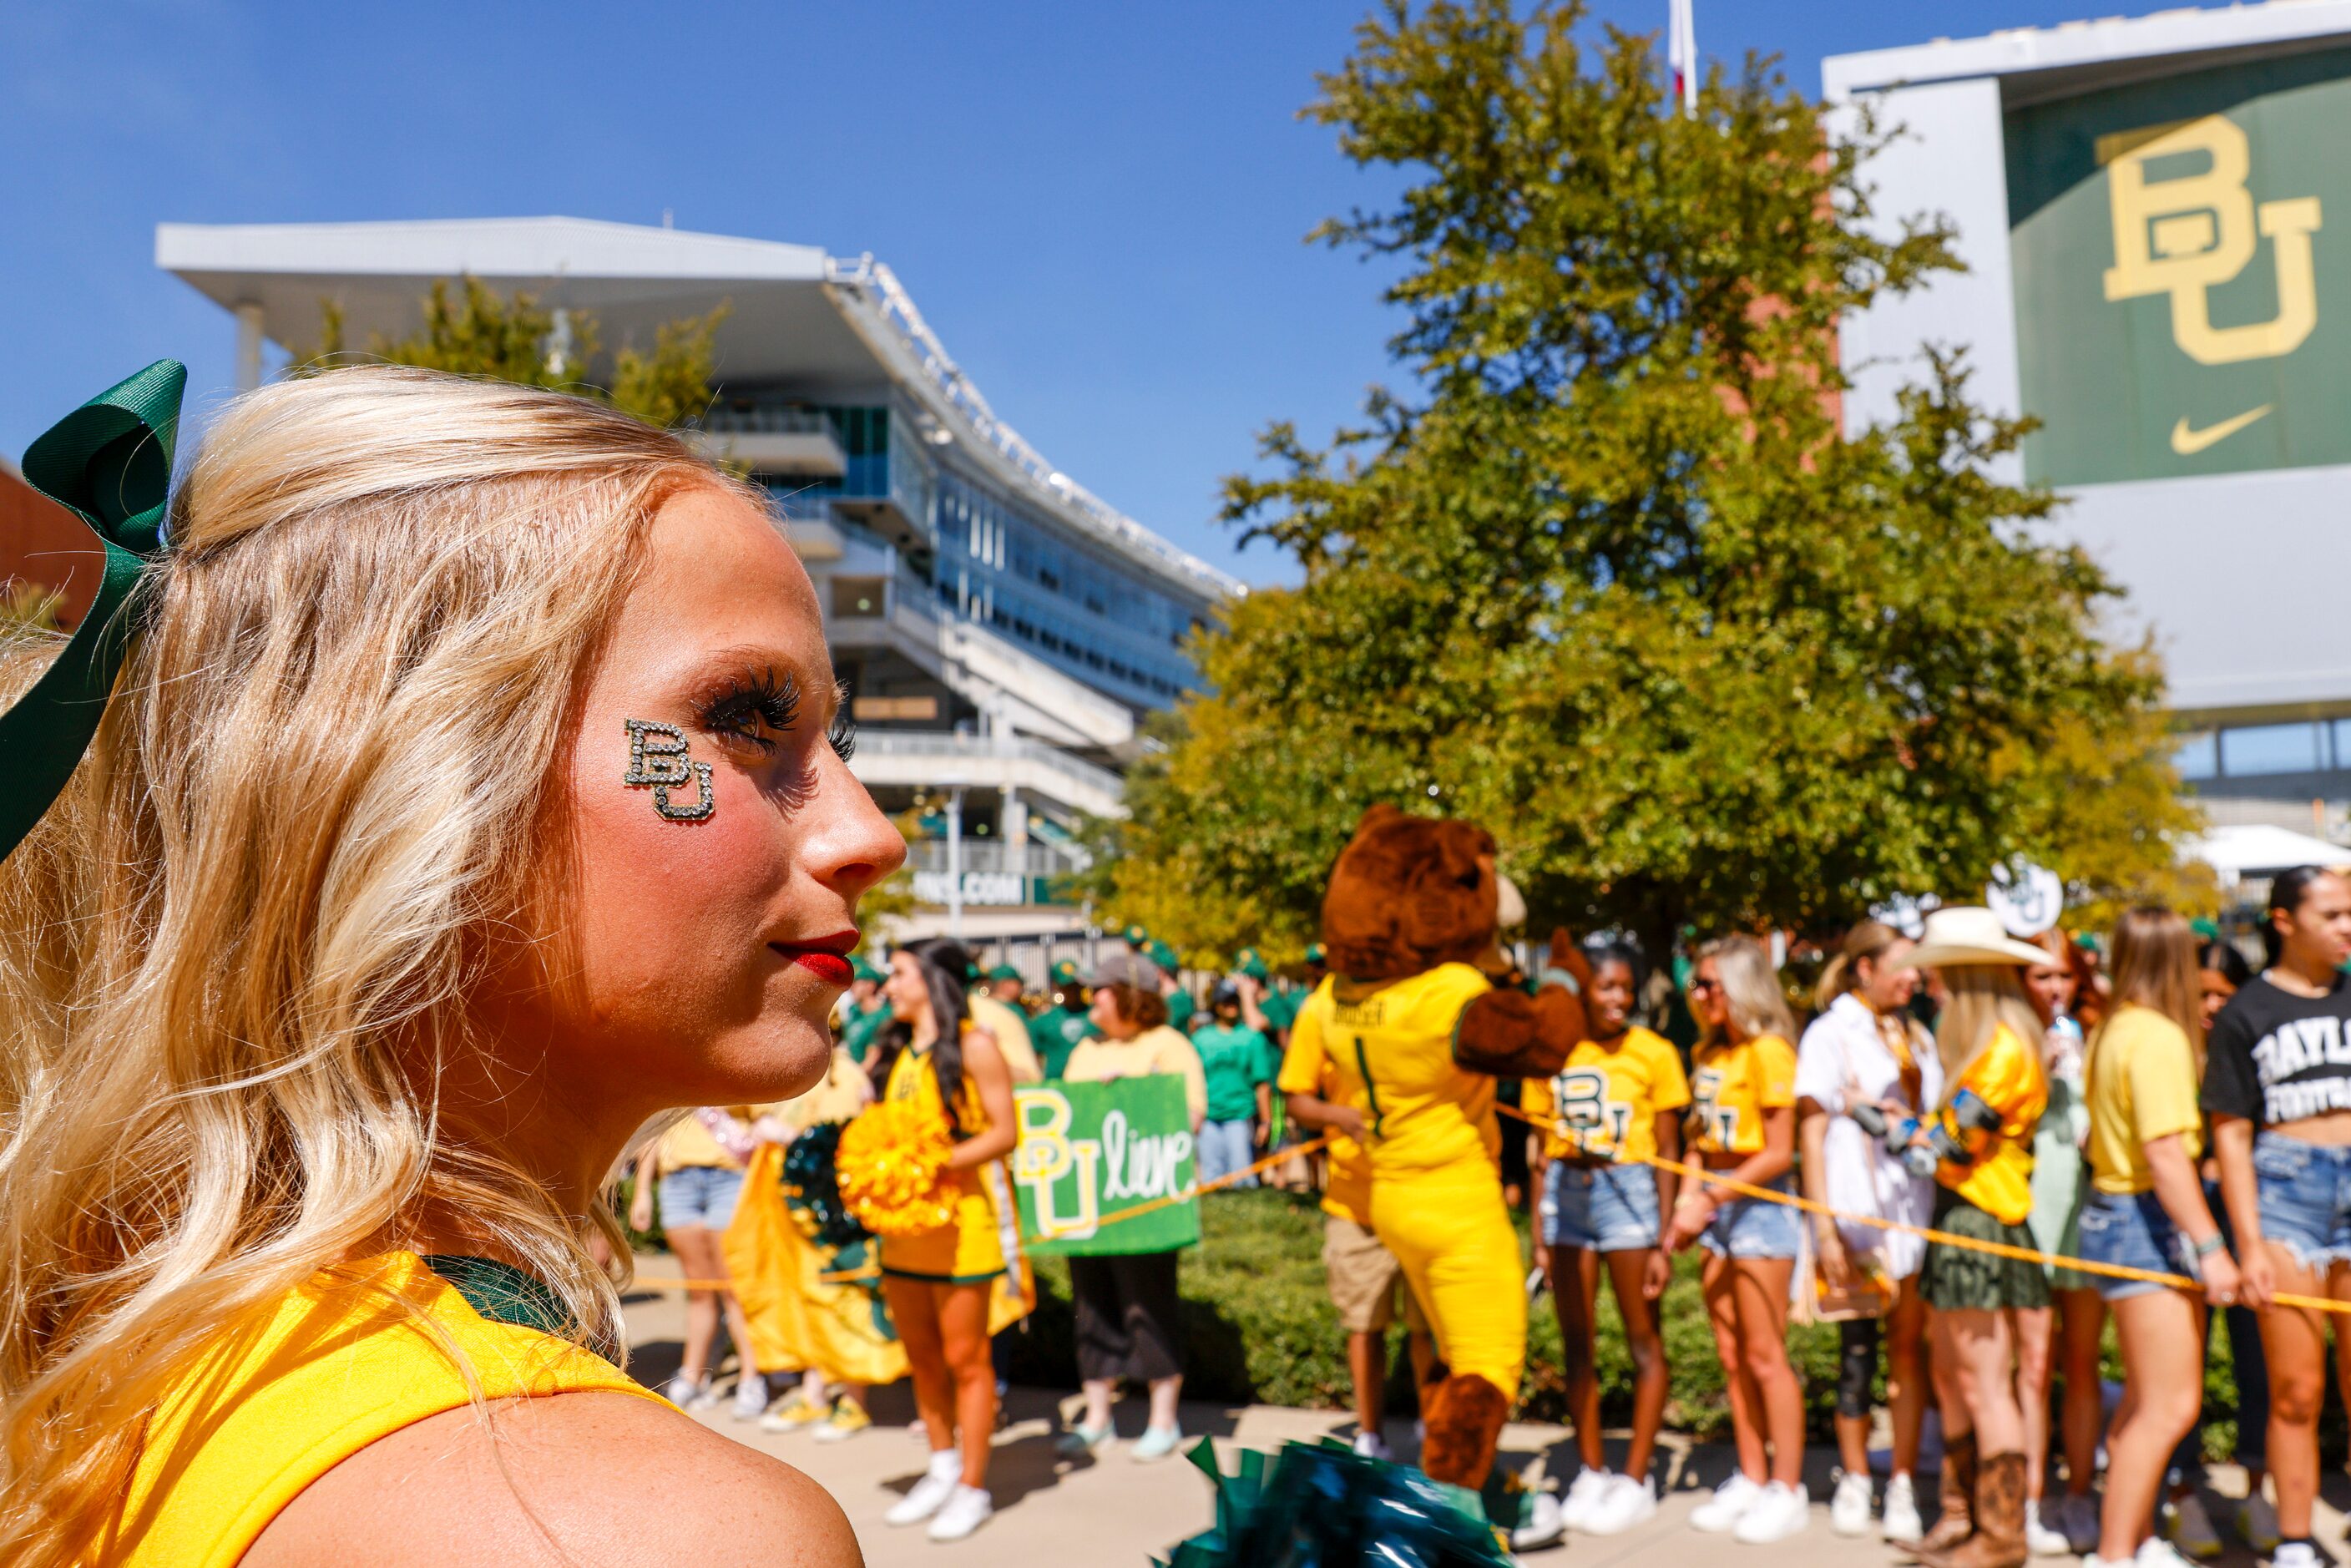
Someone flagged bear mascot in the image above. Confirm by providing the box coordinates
[1289,803,1591,1503]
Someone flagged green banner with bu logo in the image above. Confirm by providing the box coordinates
[2006,43,2351,485]
[1010,1077,1200,1257]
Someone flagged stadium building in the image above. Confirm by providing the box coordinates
[157,217,1242,949]
[1827,1,2351,837]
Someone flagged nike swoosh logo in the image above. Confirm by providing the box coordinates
[2172,404,2273,455]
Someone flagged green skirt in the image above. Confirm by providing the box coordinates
[1922,1186,2051,1313]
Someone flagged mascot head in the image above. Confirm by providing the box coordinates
[1321,804,1504,980]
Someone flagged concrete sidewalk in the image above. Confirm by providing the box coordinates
[624,1253,2334,1566]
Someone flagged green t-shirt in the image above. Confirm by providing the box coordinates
[1192,1022,1277,1124]
[1030,1006,1095,1079]
[839,999,892,1065]
[1165,989,1196,1031]
[1258,989,1299,1036]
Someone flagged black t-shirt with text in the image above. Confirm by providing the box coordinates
[2202,972,2351,1125]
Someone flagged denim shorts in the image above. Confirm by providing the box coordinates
[660,1163,746,1230]
[1542,1161,1661,1251]
[2077,1188,2192,1302]
[1700,1175,1800,1260]
[2252,1130,2351,1271]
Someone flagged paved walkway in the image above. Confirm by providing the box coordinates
[624,1254,2333,1566]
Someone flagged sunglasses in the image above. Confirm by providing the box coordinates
[1688,978,1722,994]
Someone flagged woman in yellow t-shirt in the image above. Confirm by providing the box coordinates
[866,937,1019,1540]
[1896,908,2058,1568]
[0,368,887,1567]
[1662,936,1809,1543]
[1524,940,1686,1534]
[2076,909,2239,1568]
[627,1105,769,1415]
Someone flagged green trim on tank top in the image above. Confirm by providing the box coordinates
[421,1253,573,1337]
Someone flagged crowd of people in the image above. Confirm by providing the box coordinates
[650,867,2351,1564]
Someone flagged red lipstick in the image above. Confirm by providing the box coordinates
[772,931,859,988]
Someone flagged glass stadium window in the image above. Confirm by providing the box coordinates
[831,577,886,620]
[2219,721,2323,776]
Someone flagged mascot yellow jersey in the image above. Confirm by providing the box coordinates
[102,1251,658,1568]
[1291,964,1502,1177]
[1524,1027,1691,1162]
[1288,964,1524,1401]
[1936,1022,2047,1226]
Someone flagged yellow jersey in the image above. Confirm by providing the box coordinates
[1938,1022,2049,1225]
[2085,1006,2205,1196]
[1288,964,1501,1179]
[1523,1027,1691,1162]
[104,1252,657,1568]
[1277,984,1371,1223]
[968,992,1044,1085]
[1690,1034,1797,1156]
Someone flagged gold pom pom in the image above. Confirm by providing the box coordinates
[835,1099,958,1237]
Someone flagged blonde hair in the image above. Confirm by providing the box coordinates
[2101,905,2205,1077]
[1697,935,1797,1047]
[0,367,731,1565]
[1934,964,2046,1096]
[1815,919,1906,1014]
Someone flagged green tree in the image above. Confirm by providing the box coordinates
[298,277,726,430]
[1108,0,2205,957]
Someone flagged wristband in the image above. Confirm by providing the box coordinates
[2194,1232,2227,1259]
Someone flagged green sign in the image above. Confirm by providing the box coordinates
[2006,45,2351,485]
[1010,1078,1200,1257]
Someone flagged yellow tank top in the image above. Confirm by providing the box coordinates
[102,1251,661,1568]
[879,1032,1009,1282]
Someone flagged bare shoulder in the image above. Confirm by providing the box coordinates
[244,1390,862,1568]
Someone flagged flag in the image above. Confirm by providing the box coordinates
[1667,0,1697,116]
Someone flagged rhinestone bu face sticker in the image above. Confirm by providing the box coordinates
[623,719,715,822]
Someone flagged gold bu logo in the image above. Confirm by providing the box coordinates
[2101,114,2323,366]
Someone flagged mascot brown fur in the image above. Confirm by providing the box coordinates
[1320,803,1591,1493]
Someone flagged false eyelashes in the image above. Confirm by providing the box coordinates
[695,665,857,762]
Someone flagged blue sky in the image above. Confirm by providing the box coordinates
[3,1,2099,585]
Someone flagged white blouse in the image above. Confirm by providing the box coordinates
[1793,992,1945,1278]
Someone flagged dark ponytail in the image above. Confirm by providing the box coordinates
[868,936,975,1139]
[2266,866,2331,968]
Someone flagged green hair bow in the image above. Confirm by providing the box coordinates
[1,361,186,864]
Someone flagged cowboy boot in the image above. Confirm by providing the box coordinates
[1914,1430,1976,1555]
[1916,1452,2027,1568]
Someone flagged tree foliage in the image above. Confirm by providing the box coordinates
[1106,0,2204,959]
[297,277,726,429]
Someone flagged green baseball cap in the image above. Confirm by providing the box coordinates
[2189,918,2221,942]
[1050,959,1083,987]
[1122,923,1150,947]
[987,964,1021,984]
[1148,939,1181,972]
[1233,948,1269,981]
[1304,942,1327,966]
[852,957,887,984]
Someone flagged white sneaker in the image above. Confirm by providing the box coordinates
[1883,1472,1924,1544]
[2235,1494,2279,1554]
[885,1453,963,1527]
[2164,1495,2222,1560]
[731,1372,768,1422]
[1512,1492,1567,1551]
[2058,1493,2102,1555]
[2084,1556,2136,1568]
[2027,1499,2073,1556]
[2136,1535,2198,1568]
[1732,1480,1812,1545]
[1561,1467,1615,1532]
[1691,1471,1766,1533]
[2273,1541,2323,1568]
[1582,1474,1659,1536]
[1351,1430,1391,1461]
[1830,1469,1874,1537]
[926,1484,993,1542]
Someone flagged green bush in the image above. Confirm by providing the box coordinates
[997,1187,2271,1454]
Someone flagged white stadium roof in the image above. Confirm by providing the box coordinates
[157,217,1243,599]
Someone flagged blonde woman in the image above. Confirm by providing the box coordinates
[1662,935,1808,1545]
[1898,908,2055,1568]
[2078,909,2238,1568]
[1796,919,1939,1543]
[0,364,899,1566]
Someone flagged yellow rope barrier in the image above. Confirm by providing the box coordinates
[1492,1099,2351,1316]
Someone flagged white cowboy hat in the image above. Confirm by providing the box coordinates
[1906,904,2055,970]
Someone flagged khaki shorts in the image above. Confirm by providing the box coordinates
[1322,1213,1429,1335]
